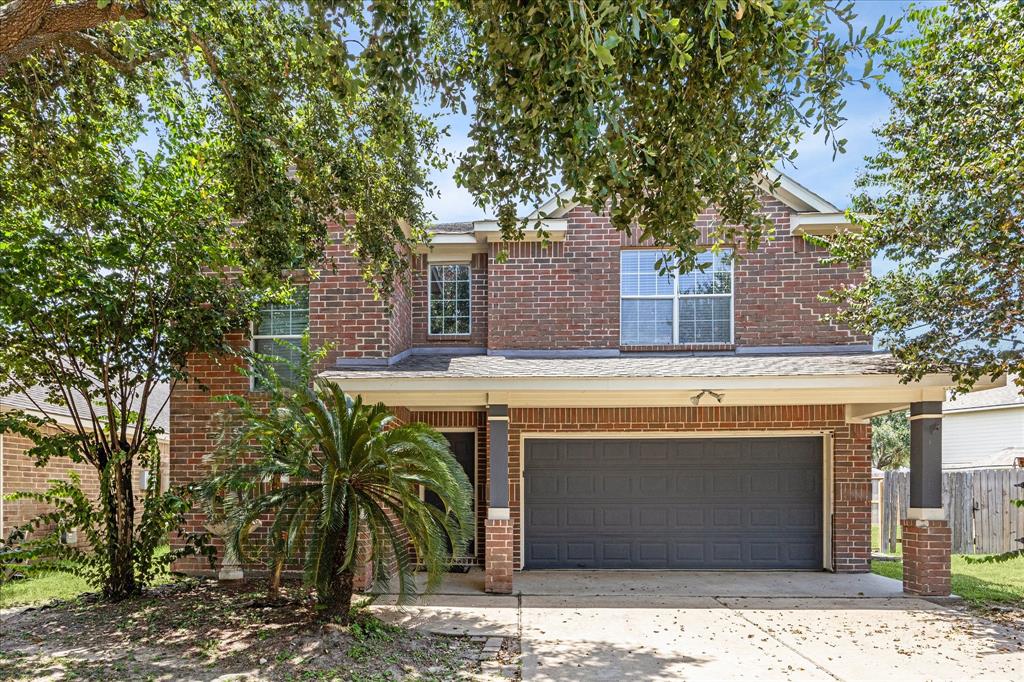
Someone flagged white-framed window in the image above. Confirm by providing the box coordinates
[252,288,309,385]
[620,249,733,345]
[428,263,471,335]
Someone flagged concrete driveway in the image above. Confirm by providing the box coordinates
[371,570,1024,681]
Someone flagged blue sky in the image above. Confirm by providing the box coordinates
[422,0,934,222]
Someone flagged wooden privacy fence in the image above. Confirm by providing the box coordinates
[878,468,1024,555]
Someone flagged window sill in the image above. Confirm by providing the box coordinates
[620,344,736,353]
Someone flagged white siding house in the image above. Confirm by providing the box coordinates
[943,377,1024,470]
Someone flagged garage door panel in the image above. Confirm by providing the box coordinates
[524,437,823,570]
[565,474,596,495]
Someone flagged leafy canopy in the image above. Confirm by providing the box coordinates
[871,410,909,471]
[1,0,895,276]
[822,1,1024,391]
[1,0,449,599]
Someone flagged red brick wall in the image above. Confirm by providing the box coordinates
[901,519,952,596]
[503,405,871,572]
[728,197,870,348]
[309,220,392,364]
[169,332,253,571]
[479,198,868,352]
[487,208,621,350]
[408,410,487,560]
[410,254,488,348]
[2,425,170,545]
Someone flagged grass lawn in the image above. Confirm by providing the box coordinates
[872,554,1024,606]
[0,571,91,608]
[1,545,173,609]
[871,523,902,555]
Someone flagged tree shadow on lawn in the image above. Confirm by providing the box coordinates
[0,578,489,682]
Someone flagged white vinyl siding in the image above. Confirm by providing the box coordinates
[429,263,471,335]
[252,288,309,385]
[620,249,733,345]
[942,407,1024,469]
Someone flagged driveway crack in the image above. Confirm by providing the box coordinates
[713,596,844,682]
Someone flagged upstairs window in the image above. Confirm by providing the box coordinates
[620,249,733,345]
[429,263,471,335]
[253,288,309,385]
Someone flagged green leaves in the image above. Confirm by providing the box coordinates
[823,0,1024,393]
[456,0,895,271]
[206,352,473,618]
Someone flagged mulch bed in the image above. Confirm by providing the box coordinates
[0,578,512,681]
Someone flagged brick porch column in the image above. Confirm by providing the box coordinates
[903,401,951,596]
[485,404,513,594]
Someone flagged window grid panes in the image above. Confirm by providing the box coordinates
[620,250,733,345]
[429,264,471,335]
[252,288,309,386]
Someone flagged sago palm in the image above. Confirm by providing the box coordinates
[208,377,473,620]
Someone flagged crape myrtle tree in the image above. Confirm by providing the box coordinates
[821,1,1024,393]
[1,1,895,599]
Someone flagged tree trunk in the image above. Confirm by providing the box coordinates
[268,555,284,601]
[315,510,356,621]
[101,454,139,601]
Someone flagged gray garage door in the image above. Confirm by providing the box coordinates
[524,437,823,569]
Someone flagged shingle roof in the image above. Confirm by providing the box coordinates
[323,351,899,380]
[430,222,475,234]
[0,382,170,432]
[944,375,1023,412]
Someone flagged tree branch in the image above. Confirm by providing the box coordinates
[0,0,52,54]
[36,1,146,37]
[188,30,241,127]
[0,1,148,73]
[58,31,165,75]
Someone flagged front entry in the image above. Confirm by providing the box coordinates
[523,437,823,569]
[425,431,476,558]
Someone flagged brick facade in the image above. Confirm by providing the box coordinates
[487,211,621,350]
[1,424,170,546]
[309,220,401,365]
[901,519,952,596]
[168,192,883,584]
[169,332,253,572]
[484,518,514,594]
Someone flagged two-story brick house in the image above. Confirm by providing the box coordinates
[171,173,994,597]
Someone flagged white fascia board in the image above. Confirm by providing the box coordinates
[472,218,568,241]
[761,171,840,213]
[791,212,862,236]
[425,233,479,245]
[528,189,578,219]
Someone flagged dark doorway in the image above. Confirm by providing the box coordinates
[425,431,476,558]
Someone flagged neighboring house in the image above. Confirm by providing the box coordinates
[943,376,1024,470]
[0,384,170,541]
[170,173,1001,596]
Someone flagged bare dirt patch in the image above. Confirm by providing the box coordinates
[0,578,518,681]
